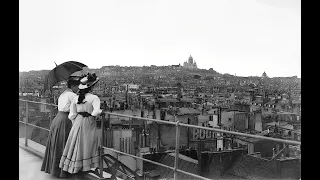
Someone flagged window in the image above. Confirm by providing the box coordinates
[229,118,232,121]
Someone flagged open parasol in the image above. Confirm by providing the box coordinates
[43,61,87,92]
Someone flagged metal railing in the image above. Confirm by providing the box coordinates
[100,112,301,180]
[19,99,56,147]
[19,99,301,180]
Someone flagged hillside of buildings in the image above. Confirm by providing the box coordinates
[19,64,300,98]
[19,61,301,179]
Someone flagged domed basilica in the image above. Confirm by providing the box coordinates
[183,55,198,69]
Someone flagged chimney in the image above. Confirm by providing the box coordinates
[285,144,290,157]
[276,144,280,154]
[256,152,261,158]
[272,148,276,157]
[228,141,232,150]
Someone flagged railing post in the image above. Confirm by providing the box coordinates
[25,101,28,147]
[108,114,111,147]
[174,121,180,180]
[49,105,53,125]
[99,112,105,178]
[101,112,105,147]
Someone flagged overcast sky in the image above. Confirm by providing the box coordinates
[19,0,300,78]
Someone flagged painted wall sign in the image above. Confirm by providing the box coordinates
[192,128,222,140]
[191,127,233,141]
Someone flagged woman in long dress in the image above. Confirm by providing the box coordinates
[41,77,80,178]
[59,73,102,177]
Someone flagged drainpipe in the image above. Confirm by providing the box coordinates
[187,118,190,148]
[197,141,203,175]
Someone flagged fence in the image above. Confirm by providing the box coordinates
[19,99,301,180]
[19,99,57,147]
[101,112,300,180]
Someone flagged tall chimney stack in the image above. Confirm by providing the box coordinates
[272,148,276,157]
[276,144,280,154]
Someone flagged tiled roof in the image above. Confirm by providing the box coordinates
[225,154,277,180]
[279,99,289,105]
[153,153,199,180]
[221,173,247,179]
[177,108,201,115]
[252,99,262,104]
[159,98,178,102]
[280,124,294,130]
[180,98,196,102]
[265,100,276,105]
[292,100,301,104]
[235,136,262,143]
[277,111,297,115]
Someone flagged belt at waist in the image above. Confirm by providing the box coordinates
[78,112,92,117]
[58,111,69,114]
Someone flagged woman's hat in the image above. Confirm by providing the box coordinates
[78,73,99,90]
[68,76,81,81]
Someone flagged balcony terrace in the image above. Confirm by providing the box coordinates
[19,99,301,180]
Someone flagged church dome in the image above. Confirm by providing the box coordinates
[183,55,198,69]
[262,71,267,77]
[188,55,193,64]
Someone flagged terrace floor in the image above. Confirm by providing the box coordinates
[19,138,122,180]
[19,147,67,180]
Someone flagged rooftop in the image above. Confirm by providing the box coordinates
[20,99,301,180]
[177,107,201,115]
[225,154,276,180]
[152,153,199,180]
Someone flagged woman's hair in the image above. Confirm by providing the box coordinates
[77,73,98,104]
[67,79,80,88]
[77,86,92,104]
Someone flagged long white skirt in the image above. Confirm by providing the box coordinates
[59,115,101,174]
